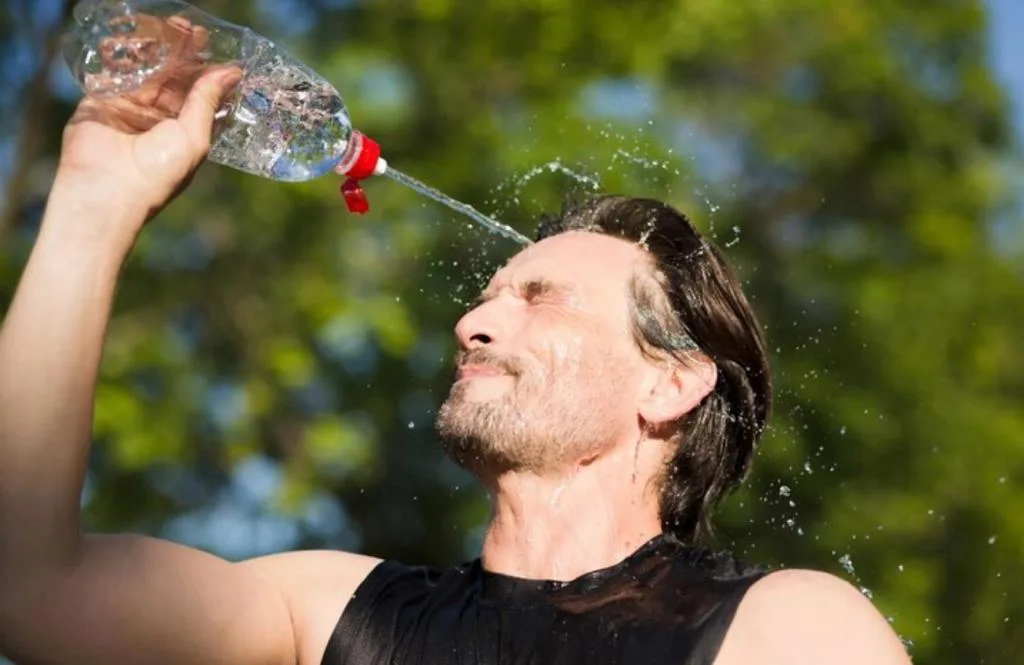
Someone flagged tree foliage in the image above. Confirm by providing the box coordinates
[0,0,1021,663]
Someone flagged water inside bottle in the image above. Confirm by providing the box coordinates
[210,37,354,182]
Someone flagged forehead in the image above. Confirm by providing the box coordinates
[488,231,645,296]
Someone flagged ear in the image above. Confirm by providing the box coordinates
[636,354,718,426]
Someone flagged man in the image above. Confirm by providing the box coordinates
[0,64,912,664]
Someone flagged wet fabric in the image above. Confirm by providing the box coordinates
[321,533,767,665]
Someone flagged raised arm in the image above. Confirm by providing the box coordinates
[0,62,377,665]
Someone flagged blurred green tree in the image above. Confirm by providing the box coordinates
[0,0,1020,663]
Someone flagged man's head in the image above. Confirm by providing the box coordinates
[435,195,772,542]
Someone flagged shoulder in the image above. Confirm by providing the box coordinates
[244,551,475,665]
[713,569,913,665]
[238,549,384,665]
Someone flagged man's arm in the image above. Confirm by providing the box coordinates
[715,569,914,664]
[0,65,378,665]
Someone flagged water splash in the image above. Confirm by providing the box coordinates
[611,148,679,175]
[501,160,602,204]
[486,159,603,216]
[724,225,742,248]
[836,552,875,600]
[519,160,602,192]
[384,168,532,246]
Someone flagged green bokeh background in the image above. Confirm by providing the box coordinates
[1,1,1022,662]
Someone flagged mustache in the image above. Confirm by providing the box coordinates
[454,349,524,377]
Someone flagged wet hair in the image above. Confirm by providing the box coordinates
[535,195,772,544]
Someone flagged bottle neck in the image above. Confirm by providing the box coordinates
[335,131,386,178]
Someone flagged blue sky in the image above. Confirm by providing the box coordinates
[989,0,1024,138]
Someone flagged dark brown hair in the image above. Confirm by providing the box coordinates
[536,195,772,544]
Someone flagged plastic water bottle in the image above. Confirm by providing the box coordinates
[62,0,533,241]
[62,0,386,212]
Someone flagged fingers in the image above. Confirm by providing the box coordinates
[192,26,210,53]
[167,15,209,53]
[71,90,165,134]
[177,66,242,151]
[166,15,193,32]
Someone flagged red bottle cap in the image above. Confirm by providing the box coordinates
[343,133,382,180]
[341,178,370,214]
[337,132,383,213]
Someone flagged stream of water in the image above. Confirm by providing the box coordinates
[384,168,532,246]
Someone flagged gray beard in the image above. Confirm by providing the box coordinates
[435,383,532,475]
[435,379,606,477]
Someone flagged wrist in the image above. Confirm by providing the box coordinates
[40,173,149,260]
[38,205,136,276]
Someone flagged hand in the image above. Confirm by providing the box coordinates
[49,14,242,250]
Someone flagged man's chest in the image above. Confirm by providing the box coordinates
[345,602,720,665]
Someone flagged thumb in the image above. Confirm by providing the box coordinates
[178,67,243,153]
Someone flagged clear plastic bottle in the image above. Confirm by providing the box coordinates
[60,0,533,236]
[61,0,386,190]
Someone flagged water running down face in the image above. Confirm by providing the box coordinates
[436,231,666,477]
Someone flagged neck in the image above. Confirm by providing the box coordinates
[479,440,665,582]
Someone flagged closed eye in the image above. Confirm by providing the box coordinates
[470,279,572,309]
[523,280,547,302]
[522,279,573,305]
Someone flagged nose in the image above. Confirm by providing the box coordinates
[454,298,506,350]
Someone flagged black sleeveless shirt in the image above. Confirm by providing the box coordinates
[321,534,767,665]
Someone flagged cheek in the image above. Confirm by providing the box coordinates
[523,313,635,384]
[550,334,585,369]
[534,328,624,382]
[583,334,642,385]
[531,322,585,374]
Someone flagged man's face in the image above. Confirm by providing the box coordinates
[436,231,650,476]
